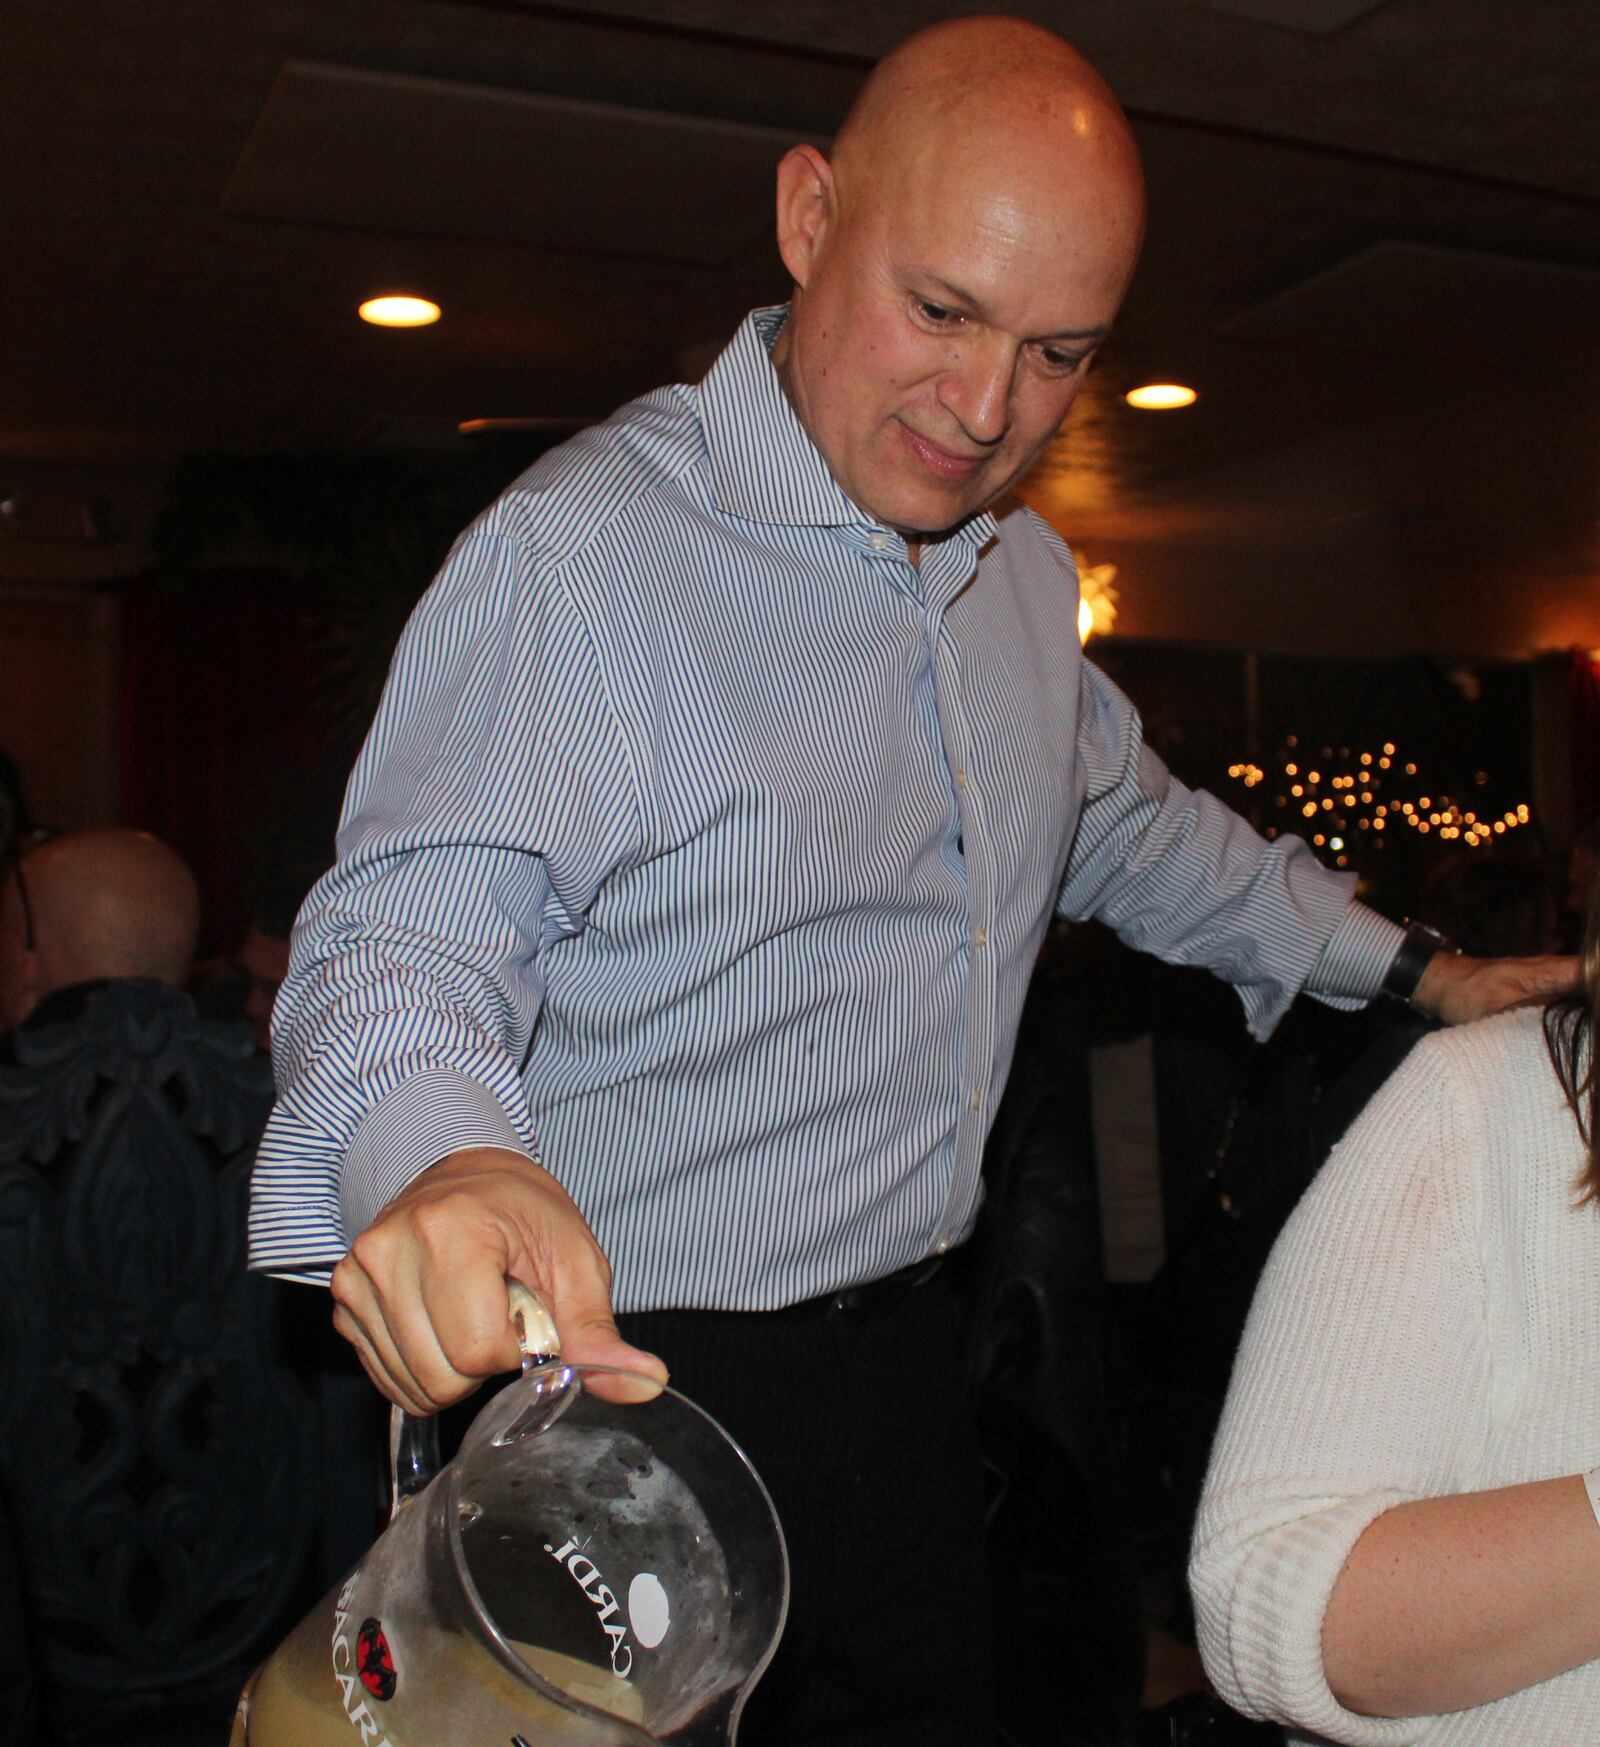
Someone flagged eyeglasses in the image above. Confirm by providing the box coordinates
[9,857,35,952]
[6,828,58,953]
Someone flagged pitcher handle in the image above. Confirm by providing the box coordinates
[387,1279,562,1520]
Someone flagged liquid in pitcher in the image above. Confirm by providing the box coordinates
[230,1577,646,1747]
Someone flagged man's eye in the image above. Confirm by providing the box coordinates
[917,300,960,325]
[1038,345,1086,374]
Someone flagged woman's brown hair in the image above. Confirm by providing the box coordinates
[1545,866,1600,1201]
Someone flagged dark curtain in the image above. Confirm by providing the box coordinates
[117,568,344,955]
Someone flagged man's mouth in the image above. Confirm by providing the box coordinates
[896,422,987,482]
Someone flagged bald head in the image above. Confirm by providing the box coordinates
[772,15,1145,536]
[833,16,1144,222]
[0,828,199,1028]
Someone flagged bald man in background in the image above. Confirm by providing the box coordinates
[252,17,1573,1742]
[0,825,200,1747]
[0,828,200,1035]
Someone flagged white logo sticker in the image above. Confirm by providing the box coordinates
[627,1572,671,1649]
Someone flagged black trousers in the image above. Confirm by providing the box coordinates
[619,1270,996,1747]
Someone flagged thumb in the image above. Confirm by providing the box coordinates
[562,1313,671,1404]
[518,1262,670,1402]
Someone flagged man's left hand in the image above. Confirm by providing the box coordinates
[1412,951,1580,1026]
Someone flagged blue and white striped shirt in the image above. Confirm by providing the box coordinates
[249,305,1402,1309]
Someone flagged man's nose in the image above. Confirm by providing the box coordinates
[940,336,1016,446]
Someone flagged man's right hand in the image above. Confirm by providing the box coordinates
[329,1145,668,1416]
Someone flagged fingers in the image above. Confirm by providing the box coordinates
[1468,954,1580,1016]
[334,1198,518,1413]
[1420,951,1582,1026]
[331,1243,484,1415]
[1517,954,1581,1002]
[330,1293,430,1418]
[410,1212,526,1384]
[327,1146,662,1414]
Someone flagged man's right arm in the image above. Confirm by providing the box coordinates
[249,517,662,1404]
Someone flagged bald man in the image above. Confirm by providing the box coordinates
[0,828,200,1033]
[251,17,1573,1741]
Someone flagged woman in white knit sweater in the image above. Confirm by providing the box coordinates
[1190,895,1600,1745]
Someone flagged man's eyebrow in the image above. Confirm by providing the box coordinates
[910,271,1111,343]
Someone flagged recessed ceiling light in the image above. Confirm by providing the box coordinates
[1125,383,1197,410]
[457,417,594,435]
[359,295,441,328]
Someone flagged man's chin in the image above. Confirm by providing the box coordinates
[874,484,990,542]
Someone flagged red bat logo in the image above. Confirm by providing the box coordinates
[356,1617,397,1702]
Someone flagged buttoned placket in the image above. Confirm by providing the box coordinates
[847,521,996,1257]
[894,532,998,1257]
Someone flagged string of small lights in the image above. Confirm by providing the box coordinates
[1228,740,1533,869]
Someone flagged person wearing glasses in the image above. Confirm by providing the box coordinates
[0,827,200,1038]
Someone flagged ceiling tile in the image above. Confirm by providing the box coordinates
[222,60,807,265]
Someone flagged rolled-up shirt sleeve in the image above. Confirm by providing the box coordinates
[247,515,641,1281]
[1189,1038,1486,1744]
[1056,658,1403,1037]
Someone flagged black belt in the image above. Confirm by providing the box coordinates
[767,1254,948,1322]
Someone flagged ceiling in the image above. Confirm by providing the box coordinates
[1,0,1597,655]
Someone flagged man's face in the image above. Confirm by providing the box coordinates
[774,143,1141,537]
[0,866,36,1031]
[239,924,291,1053]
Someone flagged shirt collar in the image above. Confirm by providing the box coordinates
[697,305,999,552]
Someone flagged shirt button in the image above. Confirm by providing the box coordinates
[974,927,988,949]
[954,768,966,791]
[969,1088,984,1111]
[935,1239,951,1256]
[867,529,891,551]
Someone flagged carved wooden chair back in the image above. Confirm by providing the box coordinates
[0,979,318,1735]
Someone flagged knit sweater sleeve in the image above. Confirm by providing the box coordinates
[1190,1032,1489,1745]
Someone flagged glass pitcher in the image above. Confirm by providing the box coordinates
[230,1286,789,1746]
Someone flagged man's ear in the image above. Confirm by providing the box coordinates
[774,144,835,289]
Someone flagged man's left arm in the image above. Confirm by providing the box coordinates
[1057,658,1575,1033]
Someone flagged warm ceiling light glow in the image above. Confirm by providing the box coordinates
[1076,558,1118,644]
[1125,383,1197,411]
[359,295,441,328]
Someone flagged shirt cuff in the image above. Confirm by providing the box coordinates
[1305,901,1406,1008]
[339,1067,538,1242]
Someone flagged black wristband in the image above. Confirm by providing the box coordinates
[1381,922,1451,1004]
